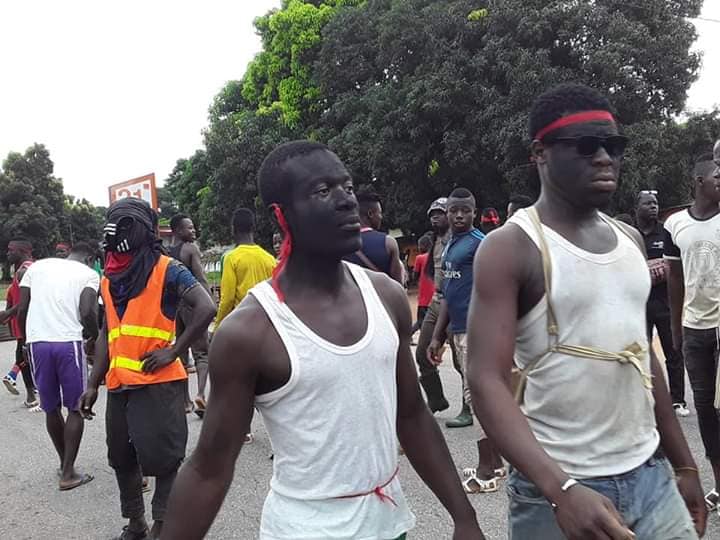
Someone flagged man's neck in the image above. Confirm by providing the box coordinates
[280,251,348,300]
[636,215,656,234]
[170,235,184,246]
[235,233,254,246]
[535,188,600,227]
[690,198,720,220]
[15,256,31,268]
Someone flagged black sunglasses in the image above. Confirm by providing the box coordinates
[547,135,629,158]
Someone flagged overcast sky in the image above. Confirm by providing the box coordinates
[1,1,718,207]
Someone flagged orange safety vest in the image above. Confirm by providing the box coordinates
[101,255,187,391]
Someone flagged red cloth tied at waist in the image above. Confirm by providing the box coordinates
[335,466,400,507]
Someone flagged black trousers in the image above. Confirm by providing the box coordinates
[683,327,720,462]
[106,380,188,521]
[646,297,685,405]
[15,338,35,391]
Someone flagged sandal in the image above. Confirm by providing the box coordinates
[462,467,507,480]
[244,433,254,444]
[463,472,499,494]
[28,404,43,413]
[23,398,39,408]
[59,473,94,491]
[705,489,719,511]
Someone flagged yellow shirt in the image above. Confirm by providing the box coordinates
[215,244,277,327]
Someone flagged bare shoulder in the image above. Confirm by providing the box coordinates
[475,223,538,276]
[364,269,410,324]
[211,294,275,374]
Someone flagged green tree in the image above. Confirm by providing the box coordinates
[0,144,67,262]
[164,150,211,228]
[62,196,105,247]
[169,0,709,241]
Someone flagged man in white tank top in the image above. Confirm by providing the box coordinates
[665,153,720,512]
[465,84,706,540]
[160,141,485,539]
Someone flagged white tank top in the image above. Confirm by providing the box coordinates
[509,209,659,479]
[250,262,416,540]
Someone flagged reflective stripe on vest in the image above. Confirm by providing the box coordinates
[108,325,175,344]
[109,356,145,372]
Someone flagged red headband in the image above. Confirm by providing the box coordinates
[535,110,615,141]
[271,204,292,303]
[481,216,500,225]
[8,241,32,255]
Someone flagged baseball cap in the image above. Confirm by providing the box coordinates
[427,197,448,216]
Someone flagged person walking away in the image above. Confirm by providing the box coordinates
[79,198,216,540]
[0,239,38,408]
[466,83,705,539]
[666,152,720,515]
[343,186,405,284]
[169,214,213,417]
[427,189,503,493]
[634,190,689,416]
[160,141,485,540]
[214,208,276,329]
[411,235,434,335]
[17,242,99,490]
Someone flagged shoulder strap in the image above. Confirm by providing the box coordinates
[525,207,559,338]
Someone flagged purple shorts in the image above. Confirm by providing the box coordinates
[28,341,86,412]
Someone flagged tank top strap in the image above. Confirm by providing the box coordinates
[248,281,301,403]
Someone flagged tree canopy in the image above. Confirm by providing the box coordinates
[164,0,718,243]
[0,144,106,275]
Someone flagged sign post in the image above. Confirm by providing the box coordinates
[108,173,158,209]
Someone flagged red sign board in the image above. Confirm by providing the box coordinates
[108,173,158,209]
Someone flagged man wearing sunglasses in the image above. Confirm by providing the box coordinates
[465,83,705,539]
[635,190,689,417]
[665,151,720,516]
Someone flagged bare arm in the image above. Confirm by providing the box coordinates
[186,244,212,297]
[427,298,450,364]
[373,275,483,538]
[17,287,30,340]
[79,287,99,341]
[161,306,261,539]
[385,236,405,285]
[666,259,685,350]
[172,286,216,355]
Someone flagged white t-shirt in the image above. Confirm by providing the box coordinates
[664,209,720,329]
[20,258,100,343]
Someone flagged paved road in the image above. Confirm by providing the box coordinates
[0,336,718,539]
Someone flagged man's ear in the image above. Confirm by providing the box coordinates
[531,139,547,164]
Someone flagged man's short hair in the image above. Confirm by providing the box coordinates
[509,194,533,210]
[8,238,32,252]
[233,208,256,234]
[70,241,96,259]
[170,214,190,232]
[257,140,331,207]
[449,187,474,199]
[356,186,382,213]
[529,84,613,140]
[695,153,716,177]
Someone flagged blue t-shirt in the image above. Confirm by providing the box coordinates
[442,228,485,334]
[114,260,198,320]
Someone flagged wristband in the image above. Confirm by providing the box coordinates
[674,466,699,475]
[551,478,579,510]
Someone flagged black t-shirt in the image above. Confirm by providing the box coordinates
[640,220,668,302]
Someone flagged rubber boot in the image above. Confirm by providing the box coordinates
[446,400,473,428]
[419,372,450,413]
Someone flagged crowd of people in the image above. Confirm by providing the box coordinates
[2,82,720,540]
